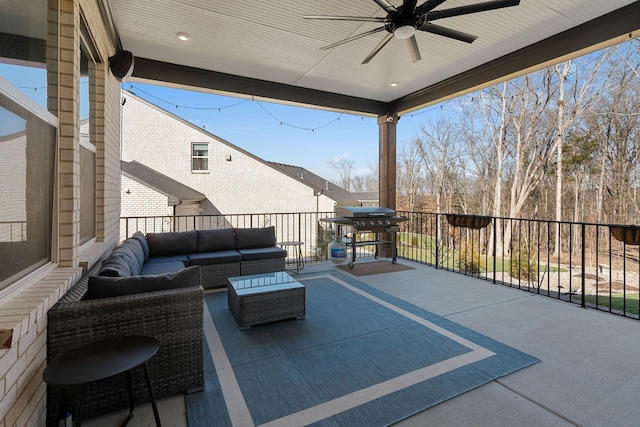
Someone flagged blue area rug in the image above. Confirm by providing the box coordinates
[187,273,539,426]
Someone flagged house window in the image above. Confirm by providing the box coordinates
[0,81,56,290]
[192,142,209,171]
[0,0,57,291]
[79,42,96,245]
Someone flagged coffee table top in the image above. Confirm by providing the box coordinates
[228,271,303,296]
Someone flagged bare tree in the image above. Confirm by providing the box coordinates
[397,142,426,211]
[413,117,464,214]
[585,45,640,224]
[552,53,610,255]
[476,73,555,255]
[477,83,509,255]
[326,157,354,191]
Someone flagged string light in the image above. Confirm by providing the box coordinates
[124,83,352,132]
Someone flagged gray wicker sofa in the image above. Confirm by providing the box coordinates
[90,226,286,289]
[141,226,287,289]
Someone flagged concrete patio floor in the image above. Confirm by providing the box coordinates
[85,259,640,426]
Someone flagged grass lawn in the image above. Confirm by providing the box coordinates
[583,293,640,316]
[397,232,566,273]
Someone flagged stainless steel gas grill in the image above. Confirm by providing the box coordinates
[320,206,407,268]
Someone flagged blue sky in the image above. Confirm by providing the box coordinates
[125,82,446,180]
[1,62,446,181]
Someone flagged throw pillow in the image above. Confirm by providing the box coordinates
[84,265,201,300]
[146,230,197,257]
[131,231,150,261]
[197,228,236,252]
[235,226,276,249]
[99,239,144,277]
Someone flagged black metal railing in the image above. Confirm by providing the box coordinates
[120,211,378,264]
[121,211,640,320]
[396,211,640,320]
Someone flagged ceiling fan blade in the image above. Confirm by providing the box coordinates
[418,22,477,43]
[303,15,386,23]
[373,0,398,14]
[403,0,418,13]
[322,27,386,50]
[406,35,421,62]
[362,33,394,64]
[416,0,447,14]
[428,0,520,21]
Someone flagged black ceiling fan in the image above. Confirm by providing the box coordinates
[304,0,520,64]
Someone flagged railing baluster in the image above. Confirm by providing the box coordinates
[119,211,640,321]
[581,223,586,308]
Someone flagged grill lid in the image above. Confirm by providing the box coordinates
[335,206,397,218]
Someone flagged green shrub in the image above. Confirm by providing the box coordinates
[456,242,486,274]
[509,243,538,282]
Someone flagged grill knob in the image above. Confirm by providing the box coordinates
[377,220,383,226]
[369,220,374,226]
[385,220,391,226]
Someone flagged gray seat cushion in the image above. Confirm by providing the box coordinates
[145,255,190,264]
[84,266,201,300]
[237,247,287,261]
[189,250,242,265]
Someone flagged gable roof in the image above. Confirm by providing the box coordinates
[121,160,205,206]
[267,162,378,205]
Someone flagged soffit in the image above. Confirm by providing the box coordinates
[106,1,640,114]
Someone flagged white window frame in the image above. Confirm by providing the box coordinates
[191,142,209,173]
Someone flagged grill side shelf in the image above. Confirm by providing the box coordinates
[353,239,390,246]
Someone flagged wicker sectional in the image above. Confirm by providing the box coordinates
[200,262,242,288]
[164,227,287,289]
[45,226,286,425]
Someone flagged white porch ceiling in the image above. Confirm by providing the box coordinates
[108,0,640,115]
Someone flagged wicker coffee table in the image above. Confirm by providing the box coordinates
[228,271,305,330]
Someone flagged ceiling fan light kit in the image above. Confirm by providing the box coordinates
[393,25,416,39]
[304,0,520,64]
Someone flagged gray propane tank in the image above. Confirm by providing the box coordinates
[328,236,346,264]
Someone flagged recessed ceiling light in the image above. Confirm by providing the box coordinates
[176,32,191,41]
[388,82,399,87]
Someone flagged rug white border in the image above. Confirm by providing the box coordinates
[203,274,496,427]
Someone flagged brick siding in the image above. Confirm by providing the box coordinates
[0,0,122,425]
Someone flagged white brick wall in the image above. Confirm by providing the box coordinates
[120,177,173,240]
[121,94,321,215]
[0,0,122,425]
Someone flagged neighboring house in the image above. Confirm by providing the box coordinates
[121,90,375,216]
[120,90,377,250]
[121,160,207,240]
[121,90,377,214]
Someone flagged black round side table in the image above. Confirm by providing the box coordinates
[43,335,161,427]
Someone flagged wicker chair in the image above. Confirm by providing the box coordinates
[46,260,204,426]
